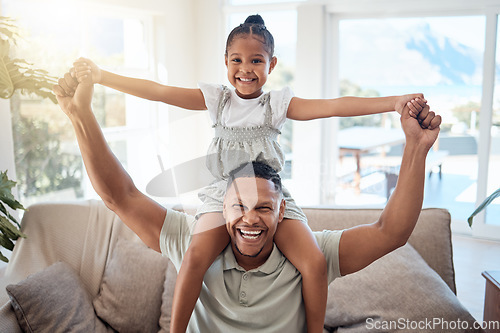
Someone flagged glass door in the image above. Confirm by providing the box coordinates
[335,15,485,218]
[329,9,500,239]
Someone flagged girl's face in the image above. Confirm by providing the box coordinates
[225,35,277,99]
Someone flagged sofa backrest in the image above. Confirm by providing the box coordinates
[1,200,454,307]
[301,207,455,293]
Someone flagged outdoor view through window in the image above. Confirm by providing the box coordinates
[2,0,155,208]
[337,16,499,226]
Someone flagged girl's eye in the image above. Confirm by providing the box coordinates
[252,59,262,64]
[231,58,241,63]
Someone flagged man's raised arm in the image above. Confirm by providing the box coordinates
[338,103,442,276]
[53,72,166,252]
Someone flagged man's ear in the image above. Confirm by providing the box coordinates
[277,198,286,223]
[268,56,277,74]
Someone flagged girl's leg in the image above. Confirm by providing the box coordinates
[274,218,327,333]
[170,212,229,333]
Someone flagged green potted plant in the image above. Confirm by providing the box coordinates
[468,187,500,227]
[0,171,25,262]
[0,16,58,262]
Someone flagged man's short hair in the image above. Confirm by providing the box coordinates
[226,161,282,193]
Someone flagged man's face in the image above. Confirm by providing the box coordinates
[223,177,285,268]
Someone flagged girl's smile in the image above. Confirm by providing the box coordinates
[225,36,277,99]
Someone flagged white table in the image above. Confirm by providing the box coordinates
[337,126,405,193]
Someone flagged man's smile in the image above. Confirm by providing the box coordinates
[237,227,265,240]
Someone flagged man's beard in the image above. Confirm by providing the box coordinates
[234,242,265,258]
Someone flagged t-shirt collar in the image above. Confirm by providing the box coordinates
[222,243,285,274]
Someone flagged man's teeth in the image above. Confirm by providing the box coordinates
[240,229,262,239]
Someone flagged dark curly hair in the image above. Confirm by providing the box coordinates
[225,14,275,58]
[226,161,282,194]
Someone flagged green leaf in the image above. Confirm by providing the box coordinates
[467,187,500,227]
[0,17,58,104]
[0,250,8,263]
[0,169,26,261]
[0,43,14,98]
[0,16,20,45]
[1,55,58,103]
[0,170,25,211]
[0,201,21,228]
[0,215,26,240]
[0,233,15,251]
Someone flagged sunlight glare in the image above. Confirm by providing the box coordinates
[4,0,83,51]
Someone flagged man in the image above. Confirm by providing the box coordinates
[53,72,441,332]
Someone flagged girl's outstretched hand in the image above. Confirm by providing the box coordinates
[406,98,426,119]
[71,57,102,84]
[394,94,426,118]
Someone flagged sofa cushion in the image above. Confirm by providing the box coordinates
[0,302,22,333]
[93,239,168,333]
[5,261,110,333]
[324,243,480,332]
[302,207,456,293]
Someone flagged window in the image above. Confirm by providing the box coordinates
[335,16,486,225]
[323,4,500,238]
[3,0,158,206]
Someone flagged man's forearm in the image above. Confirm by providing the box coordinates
[337,103,440,276]
[378,142,429,247]
[69,107,136,208]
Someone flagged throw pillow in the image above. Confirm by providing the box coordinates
[324,244,480,333]
[93,239,168,333]
[6,261,110,333]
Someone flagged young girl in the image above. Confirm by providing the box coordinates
[74,15,426,333]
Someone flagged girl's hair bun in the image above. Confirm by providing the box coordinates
[244,14,265,26]
[226,13,274,57]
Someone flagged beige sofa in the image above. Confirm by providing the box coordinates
[0,200,482,332]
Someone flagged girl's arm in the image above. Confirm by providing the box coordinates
[286,94,425,121]
[73,57,207,111]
